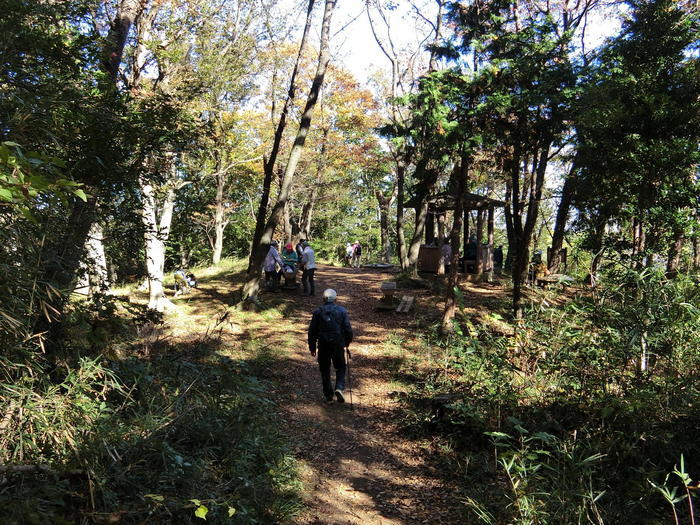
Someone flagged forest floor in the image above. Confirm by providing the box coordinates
[128,261,511,524]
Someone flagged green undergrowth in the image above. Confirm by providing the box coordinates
[1,288,303,523]
[397,267,700,524]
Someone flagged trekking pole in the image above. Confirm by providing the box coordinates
[346,346,354,410]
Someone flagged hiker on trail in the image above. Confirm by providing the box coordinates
[308,289,353,403]
[345,242,353,266]
[300,240,316,296]
[263,241,284,292]
[351,241,362,269]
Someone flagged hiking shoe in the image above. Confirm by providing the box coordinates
[324,395,334,403]
[335,389,345,403]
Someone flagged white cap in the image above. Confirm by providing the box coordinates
[322,289,337,303]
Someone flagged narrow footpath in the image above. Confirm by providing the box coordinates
[265,265,464,524]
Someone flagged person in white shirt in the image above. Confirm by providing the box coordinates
[263,241,284,291]
[300,240,316,296]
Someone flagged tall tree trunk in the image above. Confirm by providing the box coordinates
[632,217,646,270]
[666,228,684,276]
[85,221,110,296]
[180,237,190,268]
[299,185,318,240]
[548,167,574,272]
[34,0,148,343]
[140,165,180,312]
[442,155,468,334]
[436,213,446,275]
[242,0,336,301]
[248,0,316,273]
[511,139,552,319]
[103,0,147,82]
[396,157,409,270]
[407,161,439,275]
[283,199,293,243]
[212,168,228,265]
[694,211,700,270]
[503,182,515,272]
[297,127,327,242]
[407,200,429,276]
[376,186,396,263]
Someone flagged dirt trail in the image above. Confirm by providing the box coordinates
[263,265,464,524]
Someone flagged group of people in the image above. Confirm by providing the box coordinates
[263,242,354,404]
[344,241,362,268]
[264,239,316,295]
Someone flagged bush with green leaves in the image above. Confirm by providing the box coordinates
[400,264,700,523]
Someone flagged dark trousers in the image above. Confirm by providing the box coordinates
[317,343,346,399]
[264,270,278,291]
[302,268,315,295]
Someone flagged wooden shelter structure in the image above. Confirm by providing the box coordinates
[408,192,506,277]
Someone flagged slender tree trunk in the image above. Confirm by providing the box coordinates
[396,157,409,269]
[140,166,180,312]
[212,168,227,264]
[666,228,684,276]
[103,0,147,82]
[299,185,318,240]
[407,160,439,275]
[248,0,316,273]
[242,0,336,301]
[33,0,148,344]
[407,200,429,276]
[504,182,515,272]
[694,212,700,270]
[297,127,327,242]
[437,213,446,275]
[283,199,293,243]
[442,155,468,334]
[180,238,190,268]
[548,168,574,272]
[85,222,110,296]
[376,186,396,263]
[511,139,552,319]
[632,217,646,270]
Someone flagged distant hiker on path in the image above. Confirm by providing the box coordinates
[345,242,353,266]
[351,241,362,269]
[300,240,316,296]
[308,289,353,403]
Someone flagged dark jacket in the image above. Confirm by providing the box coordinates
[308,303,353,352]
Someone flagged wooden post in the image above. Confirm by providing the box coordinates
[476,208,484,274]
[425,211,435,245]
[463,208,470,263]
[437,212,446,274]
[487,207,494,272]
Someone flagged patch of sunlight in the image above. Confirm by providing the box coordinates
[193,257,247,280]
[278,332,300,350]
[260,308,284,321]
